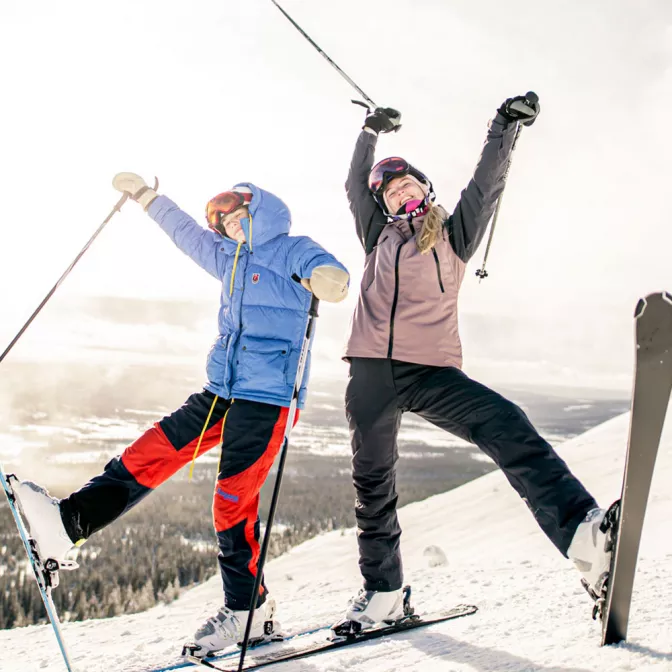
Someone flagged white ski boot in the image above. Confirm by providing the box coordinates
[184,597,281,658]
[330,587,406,639]
[12,480,78,571]
[567,507,613,597]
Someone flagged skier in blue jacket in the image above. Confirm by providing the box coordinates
[14,173,349,656]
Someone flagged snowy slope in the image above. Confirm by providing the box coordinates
[1,409,671,672]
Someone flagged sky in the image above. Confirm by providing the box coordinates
[1,409,671,671]
[1,0,671,389]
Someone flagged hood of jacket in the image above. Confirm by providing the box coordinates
[220,182,291,250]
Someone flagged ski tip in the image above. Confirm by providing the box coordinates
[456,604,479,614]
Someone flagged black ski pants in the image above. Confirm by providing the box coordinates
[345,358,598,592]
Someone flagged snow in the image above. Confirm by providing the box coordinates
[2,409,672,671]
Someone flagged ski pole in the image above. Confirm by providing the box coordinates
[237,295,320,672]
[475,92,538,281]
[474,124,522,281]
[269,0,378,109]
[0,180,156,366]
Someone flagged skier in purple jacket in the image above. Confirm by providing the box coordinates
[338,95,611,628]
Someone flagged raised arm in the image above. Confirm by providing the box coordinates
[112,172,223,279]
[447,93,540,263]
[346,131,387,254]
[148,196,223,279]
[345,108,401,254]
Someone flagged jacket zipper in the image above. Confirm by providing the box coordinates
[387,245,403,358]
[431,249,445,293]
[364,235,388,291]
[409,220,445,293]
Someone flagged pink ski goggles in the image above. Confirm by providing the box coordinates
[368,157,411,195]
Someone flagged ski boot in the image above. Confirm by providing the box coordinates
[331,585,414,639]
[182,597,282,659]
[9,478,79,589]
[568,502,619,619]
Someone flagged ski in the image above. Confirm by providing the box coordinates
[185,604,478,671]
[0,470,76,671]
[150,625,332,672]
[598,291,672,646]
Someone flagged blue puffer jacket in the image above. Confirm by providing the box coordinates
[147,183,348,408]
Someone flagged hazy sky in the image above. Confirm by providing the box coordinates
[1,0,670,389]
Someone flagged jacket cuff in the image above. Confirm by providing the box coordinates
[146,194,175,220]
[490,112,514,130]
[487,112,519,141]
[359,128,379,147]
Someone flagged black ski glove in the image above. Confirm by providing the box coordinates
[497,92,540,127]
[363,107,402,134]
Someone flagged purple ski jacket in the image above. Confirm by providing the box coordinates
[344,113,518,368]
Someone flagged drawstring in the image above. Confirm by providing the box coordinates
[194,212,251,477]
[228,213,253,296]
[189,394,218,480]
[219,405,228,444]
[188,396,233,480]
[229,242,242,296]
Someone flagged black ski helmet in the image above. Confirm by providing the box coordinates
[368,157,434,218]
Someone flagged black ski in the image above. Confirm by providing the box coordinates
[599,291,672,646]
[187,604,477,671]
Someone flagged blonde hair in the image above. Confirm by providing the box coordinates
[416,201,444,254]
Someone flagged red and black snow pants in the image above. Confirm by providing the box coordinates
[59,391,295,610]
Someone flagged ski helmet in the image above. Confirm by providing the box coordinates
[205,187,253,235]
[368,157,435,219]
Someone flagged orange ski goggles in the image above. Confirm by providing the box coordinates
[205,188,253,233]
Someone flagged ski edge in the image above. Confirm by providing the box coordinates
[185,604,478,672]
[154,624,333,672]
[599,290,672,646]
[0,470,75,671]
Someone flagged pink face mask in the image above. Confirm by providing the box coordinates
[402,199,423,213]
[391,197,430,222]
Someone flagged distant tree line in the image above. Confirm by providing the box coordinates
[1,442,493,630]
[0,463,355,629]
